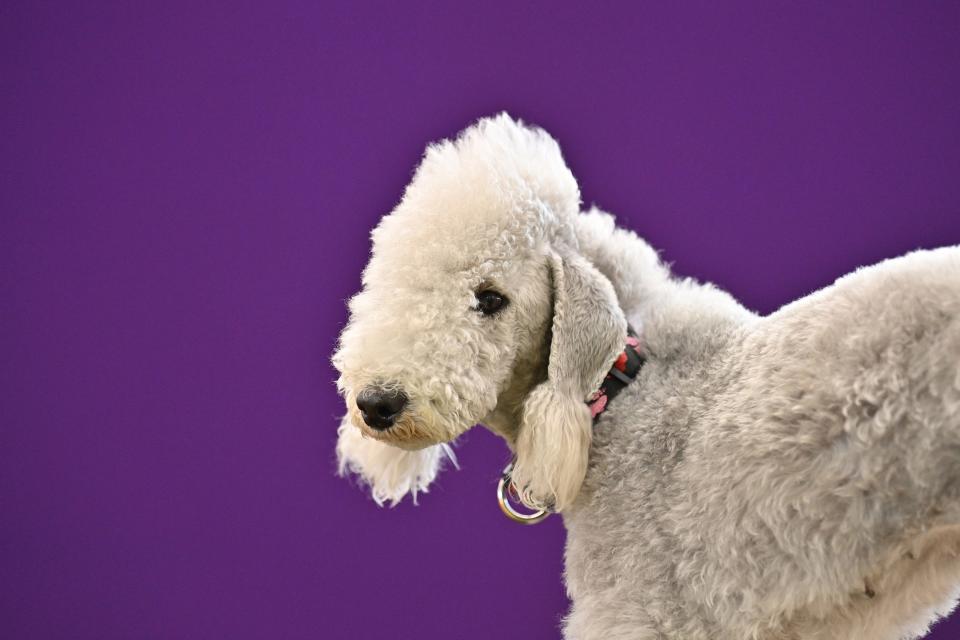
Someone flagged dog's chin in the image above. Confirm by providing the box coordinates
[347,406,458,451]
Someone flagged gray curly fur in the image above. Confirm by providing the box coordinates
[567,215,960,639]
[334,114,960,639]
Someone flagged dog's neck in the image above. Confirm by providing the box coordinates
[483,213,672,448]
[482,318,645,449]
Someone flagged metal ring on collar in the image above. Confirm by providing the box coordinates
[496,469,550,525]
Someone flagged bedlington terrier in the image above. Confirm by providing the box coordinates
[333,114,960,640]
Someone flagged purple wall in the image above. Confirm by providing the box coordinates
[3,2,960,638]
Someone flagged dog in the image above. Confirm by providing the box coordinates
[333,114,960,639]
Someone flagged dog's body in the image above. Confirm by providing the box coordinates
[334,115,960,639]
[565,218,960,639]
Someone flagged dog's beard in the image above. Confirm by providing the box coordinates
[335,414,459,506]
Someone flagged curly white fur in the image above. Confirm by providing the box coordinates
[334,114,599,509]
[335,415,456,506]
[333,113,960,639]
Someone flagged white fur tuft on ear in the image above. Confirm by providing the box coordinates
[511,249,626,512]
[336,417,456,506]
[511,384,593,512]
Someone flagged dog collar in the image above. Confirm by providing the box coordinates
[586,325,644,421]
[497,325,646,524]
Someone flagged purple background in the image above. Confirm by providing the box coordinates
[3,2,960,638]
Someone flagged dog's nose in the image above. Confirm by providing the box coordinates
[356,387,408,430]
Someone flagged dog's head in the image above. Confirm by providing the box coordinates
[333,114,625,509]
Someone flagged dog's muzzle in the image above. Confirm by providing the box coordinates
[356,386,408,430]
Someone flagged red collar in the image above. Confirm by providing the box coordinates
[586,325,644,420]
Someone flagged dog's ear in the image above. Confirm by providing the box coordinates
[336,416,456,506]
[511,248,626,511]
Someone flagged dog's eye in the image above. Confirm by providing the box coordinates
[476,290,508,315]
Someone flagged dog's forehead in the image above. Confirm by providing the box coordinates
[363,206,548,287]
[363,114,580,273]
[357,114,581,297]
[362,239,531,294]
